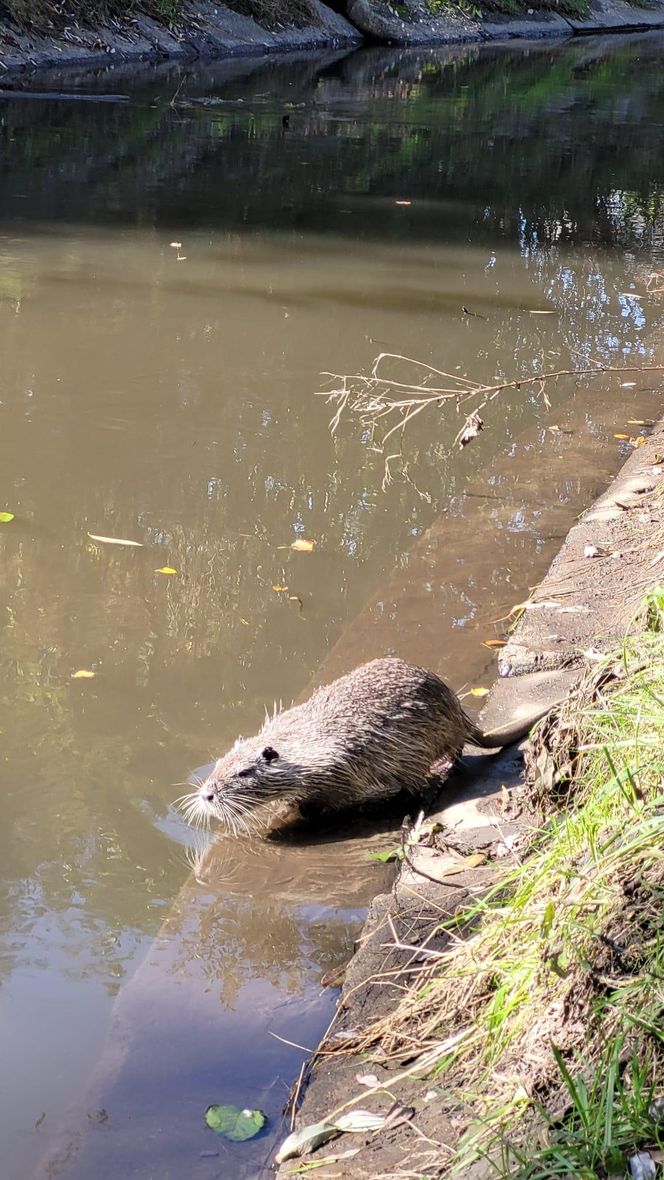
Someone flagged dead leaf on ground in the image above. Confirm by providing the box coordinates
[584,544,611,559]
[274,1121,339,1163]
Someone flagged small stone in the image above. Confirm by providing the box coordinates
[629,1151,656,1180]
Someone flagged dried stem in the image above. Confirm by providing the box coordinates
[318,352,664,456]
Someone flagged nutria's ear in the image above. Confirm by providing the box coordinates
[261,746,279,763]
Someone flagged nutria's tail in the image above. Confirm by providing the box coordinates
[466,700,562,750]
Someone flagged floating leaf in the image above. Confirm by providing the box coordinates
[528,309,556,315]
[154,567,177,575]
[272,584,289,592]
[483,638,506,648]
[395,199,412,206]
[290,538,316,553]
[613,433,630,440]
[628,418,654,426]
[0,511,15,523]
[71,669,95,679]
[275,1120,338,1162]
[205,1105,265,1142]
[88,533,143,547]
[170,241,182,248]
[469,686,489,697]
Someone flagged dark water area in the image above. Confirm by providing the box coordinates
[2,31,664,1179]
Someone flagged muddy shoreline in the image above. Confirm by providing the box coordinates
[2,0,664,79]
[276,412,664,1177]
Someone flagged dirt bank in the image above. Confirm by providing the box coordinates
[3,0,664,78]
[275,413,664,1177]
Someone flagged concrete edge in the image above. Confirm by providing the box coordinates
[274,412,664,1175]
[2,0,664,79]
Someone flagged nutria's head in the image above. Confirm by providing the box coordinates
[178,738,299,834]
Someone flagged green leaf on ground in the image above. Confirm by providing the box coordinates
[368,847,402,864]
[205,1105,266,1141]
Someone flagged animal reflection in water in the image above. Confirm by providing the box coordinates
[177,658,551,837]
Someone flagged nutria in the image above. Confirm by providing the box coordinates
[180,657,555,834]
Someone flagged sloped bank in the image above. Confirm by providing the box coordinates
[2,0,664,78]
[275,416,664,1178]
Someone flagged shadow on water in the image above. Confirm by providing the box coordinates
[1,29,664,1180]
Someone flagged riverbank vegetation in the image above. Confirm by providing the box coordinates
[334,588,664,1176]
[0,0,593,36]
[0,0,314,34]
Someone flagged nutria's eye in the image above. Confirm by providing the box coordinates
[237,767,255,778]
[261,746,279,763]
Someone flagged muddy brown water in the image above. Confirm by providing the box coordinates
[2,31,664,1180]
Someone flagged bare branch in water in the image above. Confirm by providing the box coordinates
[318,353,664,458]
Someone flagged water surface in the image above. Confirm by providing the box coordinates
[2,31,664,1179]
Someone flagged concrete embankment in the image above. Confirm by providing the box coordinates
[276,412,664,1178]
[2,0,664,78]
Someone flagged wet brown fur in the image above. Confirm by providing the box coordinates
[188,658,551,833]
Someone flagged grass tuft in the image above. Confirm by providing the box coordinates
[340,588,664,1176]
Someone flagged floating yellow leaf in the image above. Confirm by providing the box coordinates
[0,511,15,523]
[155,566,177,575]
[613,433,630,440]
[629,436,646,447]
[469,687,489,697]
[272,584,289,592]
[71,669,95,679]
[88,532,143,547]
[483,638,507,648]
[290,538,316,553]
[627,418,654,427]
